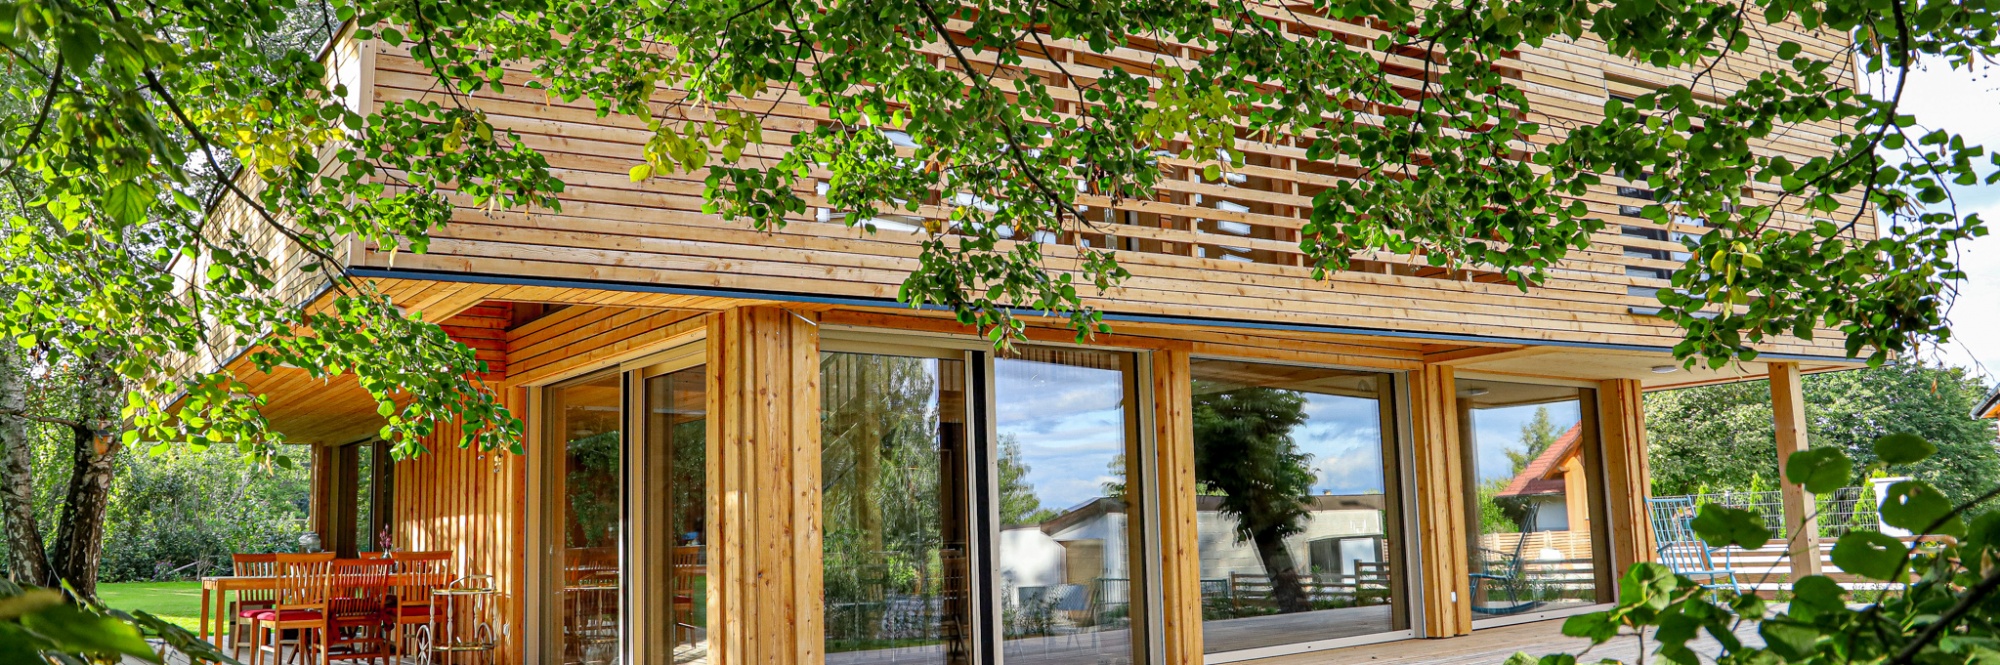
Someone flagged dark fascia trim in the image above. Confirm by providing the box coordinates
[1977,387,2000,420]
[344,266,1865,364]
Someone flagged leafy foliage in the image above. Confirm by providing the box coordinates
[1512,434,2000,665]
[0,0,1990,474]
[1645,363,2000,509]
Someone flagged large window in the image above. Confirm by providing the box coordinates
[994,347,1143,665]
[1457,378,1610,622]
[1188,359,1408,656]
[820,351,974,664]
[545,371,625,665]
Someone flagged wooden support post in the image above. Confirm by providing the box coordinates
[307,444,339,553]
[1598,379,1657,576]
[1150,349,1202,664]
[1769,362,1823,578]
[1410,365,1470,637]
[706,306,823,665]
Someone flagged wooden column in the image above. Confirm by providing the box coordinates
[1598,379,1657,576]
[1409,365,1470,637]
[706,306,823,665]
[307,443,340,553]
[1769,362,1823,577]
[1150,349,1203,664]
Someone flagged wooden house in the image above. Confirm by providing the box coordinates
[216,13,1871,665]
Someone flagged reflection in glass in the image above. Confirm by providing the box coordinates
[994,348,1139,665]
[647,367,708,663]
[1459,379,1605,619]
[820,353,971,665]
[1188,359,1405,654]
[547,372,623,665]
[355,443,377,552]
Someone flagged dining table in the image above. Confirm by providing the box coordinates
[197,573,426,646]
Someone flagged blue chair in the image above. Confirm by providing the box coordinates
[1648,496,1742,592]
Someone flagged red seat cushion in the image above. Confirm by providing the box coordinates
[250,609,323,622]
[385,605,436,619]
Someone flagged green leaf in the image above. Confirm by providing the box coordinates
[1784,447,1852,494]
[1689,504,1771,549]
[1830,530,1908,581]
[1561,611,1619,643]
[19,604,157,662]
[1785,575,1845,621]
[1872,433,1936,465]
[1879,480,1964,536]
[1760,619,1819,659]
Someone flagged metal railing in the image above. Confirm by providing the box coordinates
[1649,486,1880,539]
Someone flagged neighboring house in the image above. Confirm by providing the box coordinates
[1979,387,2000,439]
[1495,424,1589,534]
[188,17,1870,665]
[1000,495,1387,609]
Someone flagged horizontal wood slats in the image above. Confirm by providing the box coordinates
[335,13,1861,358]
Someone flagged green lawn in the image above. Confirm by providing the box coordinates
[99,581,204,632]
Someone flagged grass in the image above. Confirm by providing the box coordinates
[99,581,204,632]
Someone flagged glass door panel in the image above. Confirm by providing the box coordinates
[645,366,709,663]
[820,351,973,665]
[993,347,1141,665]
[1187,359,1408,655]
[546,372,624,665]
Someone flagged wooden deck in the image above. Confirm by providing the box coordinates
[1262,616,1761,665]
[145,613,1759,665]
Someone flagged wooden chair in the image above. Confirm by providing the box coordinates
[250,552,335,665]
[229,553,279,659]
[670,545,701,645]
[386,551,452,658]
[320,559,396,664]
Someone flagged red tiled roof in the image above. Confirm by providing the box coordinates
[1496,423,1582,498]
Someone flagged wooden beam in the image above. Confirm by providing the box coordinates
[1410,364,1470,637]
[1769,362,1823,577]
[706,306,823,665]
[1598,379,1656,576]
[1150,349,1202,664]
[1422,346,1561,366]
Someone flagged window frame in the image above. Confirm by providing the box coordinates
[1185,355,1421,663]
[1451,373,1616,631]
[822,331,1164,665]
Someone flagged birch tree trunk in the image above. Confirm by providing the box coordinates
[0,346,50,585]
[45,351,124,599]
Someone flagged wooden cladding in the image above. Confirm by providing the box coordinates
[705,307,825,665]
[392,410,528,665]
[1409,364,1472,638]
[1598,378,1657,576]
[338,10,1863,358]
[1149,349,1204,664]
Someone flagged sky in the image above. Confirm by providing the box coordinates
[1898,59,2000,382]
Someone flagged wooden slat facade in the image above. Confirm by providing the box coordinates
[331,9,1865,360]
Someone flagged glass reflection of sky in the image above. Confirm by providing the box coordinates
[1296,392,1386,495]
[1469,401,1582,483]
[995,357,1127,511]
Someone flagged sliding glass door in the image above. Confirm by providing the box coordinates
[1186,359,1409,658]
[820,350,975,665]
[642,364,708,663]
[544,371,625,665]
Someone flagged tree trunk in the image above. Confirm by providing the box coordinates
[0,347,50,585]
[1252,530,1312,614]
[46,353,123,599]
